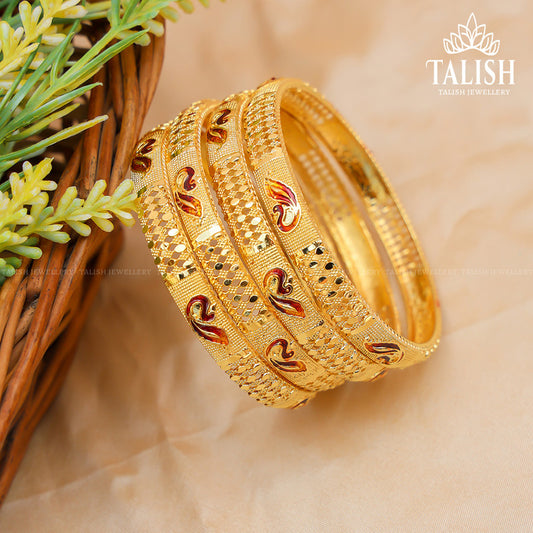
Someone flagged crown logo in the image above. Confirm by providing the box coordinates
[443,13,500,56]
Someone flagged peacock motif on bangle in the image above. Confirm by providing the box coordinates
[131,137,156,172]
[263,268,305,318]
[267,338,306,373]
[174,166,202,218]
[186,295,229,346]
[207,108,231,144]
[265,177,301,232]
[364,342,404,365]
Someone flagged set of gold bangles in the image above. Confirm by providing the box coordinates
[130,77,441,408]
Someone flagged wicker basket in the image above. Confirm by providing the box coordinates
[0,24,165,502]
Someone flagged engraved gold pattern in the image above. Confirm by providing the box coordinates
[130,77,441,408]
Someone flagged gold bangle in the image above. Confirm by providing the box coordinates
[242,78,441,368]
[165,101,344,392]
[131,77,441,407]
[132,126,314,408]
[204,92,389,381]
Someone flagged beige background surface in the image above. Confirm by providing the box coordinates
[1,0,533,531]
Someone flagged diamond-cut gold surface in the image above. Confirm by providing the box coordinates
[131,129,314,408]
[129,77,441,408]
[165,102,344,392]
[242,79,440,367]
[206,95,385,381]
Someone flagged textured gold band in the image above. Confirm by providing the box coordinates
[242,79,441,368]
[167,101,344,392]
[205,93,390,381]
[130,78,441,407]
[133,126,314,408]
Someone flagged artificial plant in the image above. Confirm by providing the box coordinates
[0,0,217,284]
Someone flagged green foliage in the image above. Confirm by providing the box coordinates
[0,0,219,174]
[0,0,222,283]
[0,159,137,283]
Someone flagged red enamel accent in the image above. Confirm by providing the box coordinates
[265,178,301,232]
[364,342,404,365]
[267,338,306,373]
[291,398,309,409]
[175,166,202,218]
[186,295,229,346]
[369,369,388,382]
[207,108,231,144]
[131,138,156,172]
[264,268,305,318]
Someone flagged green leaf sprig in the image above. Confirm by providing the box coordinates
[0,158,137,283]
[0,0,223,283]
